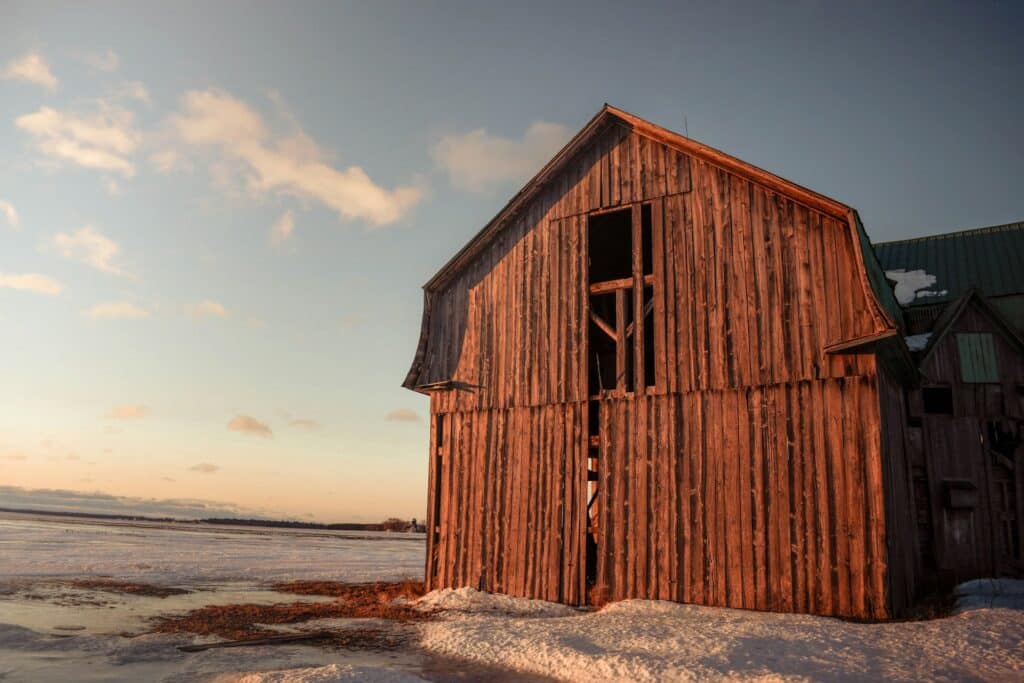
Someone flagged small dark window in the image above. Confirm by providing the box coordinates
[908,416,922,428]
[922,386,954,415]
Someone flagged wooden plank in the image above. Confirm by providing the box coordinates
[632,204,645,394]
[615,290,627,393]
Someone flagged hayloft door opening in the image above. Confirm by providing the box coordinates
[585,203,658,599]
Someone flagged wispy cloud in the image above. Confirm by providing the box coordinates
[16,104,140,177]
[85,301,150,320]
[0,272,62,295]
[1,52,57,90]
[289,418,320,430]
[82,48,119,72]
[106,404,149,420]
[227,414,272,437]
[104,178,121,196]
[0,484,267,520]
[189,463,220,474]
[432,120,570,193]
[187,300,228,319]
[340,313,363,330]
[270,209,295,246]
[166,89,423,226]
[117,81,150,105]
[53,226,124,275]
[0,200,19,229]
[385,408,421,422]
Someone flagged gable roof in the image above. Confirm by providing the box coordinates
[915,288,1024,363]
[405,105,904,391]
[874,220,1024,309]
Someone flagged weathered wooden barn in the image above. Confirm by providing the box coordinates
[403,106,1021,619]
[875,224,1024,588]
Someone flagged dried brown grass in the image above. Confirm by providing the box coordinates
[150,580,431,641]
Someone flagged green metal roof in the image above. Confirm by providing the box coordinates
[873,220,1024,308]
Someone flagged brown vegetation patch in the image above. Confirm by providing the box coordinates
[68,579,191,598]
[150,581,432,641]
[273,580,425,602]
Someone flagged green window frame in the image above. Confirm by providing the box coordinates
[956,333,999,383]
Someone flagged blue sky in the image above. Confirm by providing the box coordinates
[2,2,1021,522]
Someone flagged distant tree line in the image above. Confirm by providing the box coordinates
[0,507,426,532]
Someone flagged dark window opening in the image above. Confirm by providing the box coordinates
[587,292,632,393]
[588,208,632,282]
[430,414,445,581]
[922,386,954,415]
[641,204,653,276]
[908,416,923,429]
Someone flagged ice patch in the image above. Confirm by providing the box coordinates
[211,663,424,682]
[885,269,948,305]
[954,578,1024,612]
[905,333,932,352]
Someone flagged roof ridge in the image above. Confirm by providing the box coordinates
[875,220,1024,247]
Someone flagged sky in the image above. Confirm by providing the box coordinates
[1,2,1022,522]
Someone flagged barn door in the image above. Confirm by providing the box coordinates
[984,419,1023,575]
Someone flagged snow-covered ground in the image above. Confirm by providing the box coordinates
[1,511,1022,682]
[416,586,1024,681]
[0,512,424,583]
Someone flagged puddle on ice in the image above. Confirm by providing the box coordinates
[0,581,550,682]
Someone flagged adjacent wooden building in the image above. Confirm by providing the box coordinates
[404,106,1022,620]
[876,225,1024,589]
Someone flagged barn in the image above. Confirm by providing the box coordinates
[403,105,1021,619]
[875,223,1024,589]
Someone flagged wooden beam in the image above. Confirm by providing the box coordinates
[589,311,616,340]
[615,289,626,392]
[590,273,655,295]
[632,203,644,393]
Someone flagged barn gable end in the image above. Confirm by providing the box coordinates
[408,105,914,619]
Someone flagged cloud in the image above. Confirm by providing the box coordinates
[432,120,571,193]
[270,209,295,245]
[0,200,19,229]
[0,484,268,520]
[117,81,150,105]
[85,301,150,320]
[339,313,363,330]
[188,300,228,319]
[161,476,176,482]
[0,272,62,295]
[104,178,121,196]
[1,52,57,89]
[189,463,220,474]
[227,414,272,437]
[289,418,320,430]
[106,404,149,420]
[15,104,140,177]
[2,454,28,461]
[53,226,123,275]
[385,408,421,422]
[83,48,119,72]
[166,89,422,225]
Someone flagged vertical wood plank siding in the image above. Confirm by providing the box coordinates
[420,124,899,619]
[595,381,889,619]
